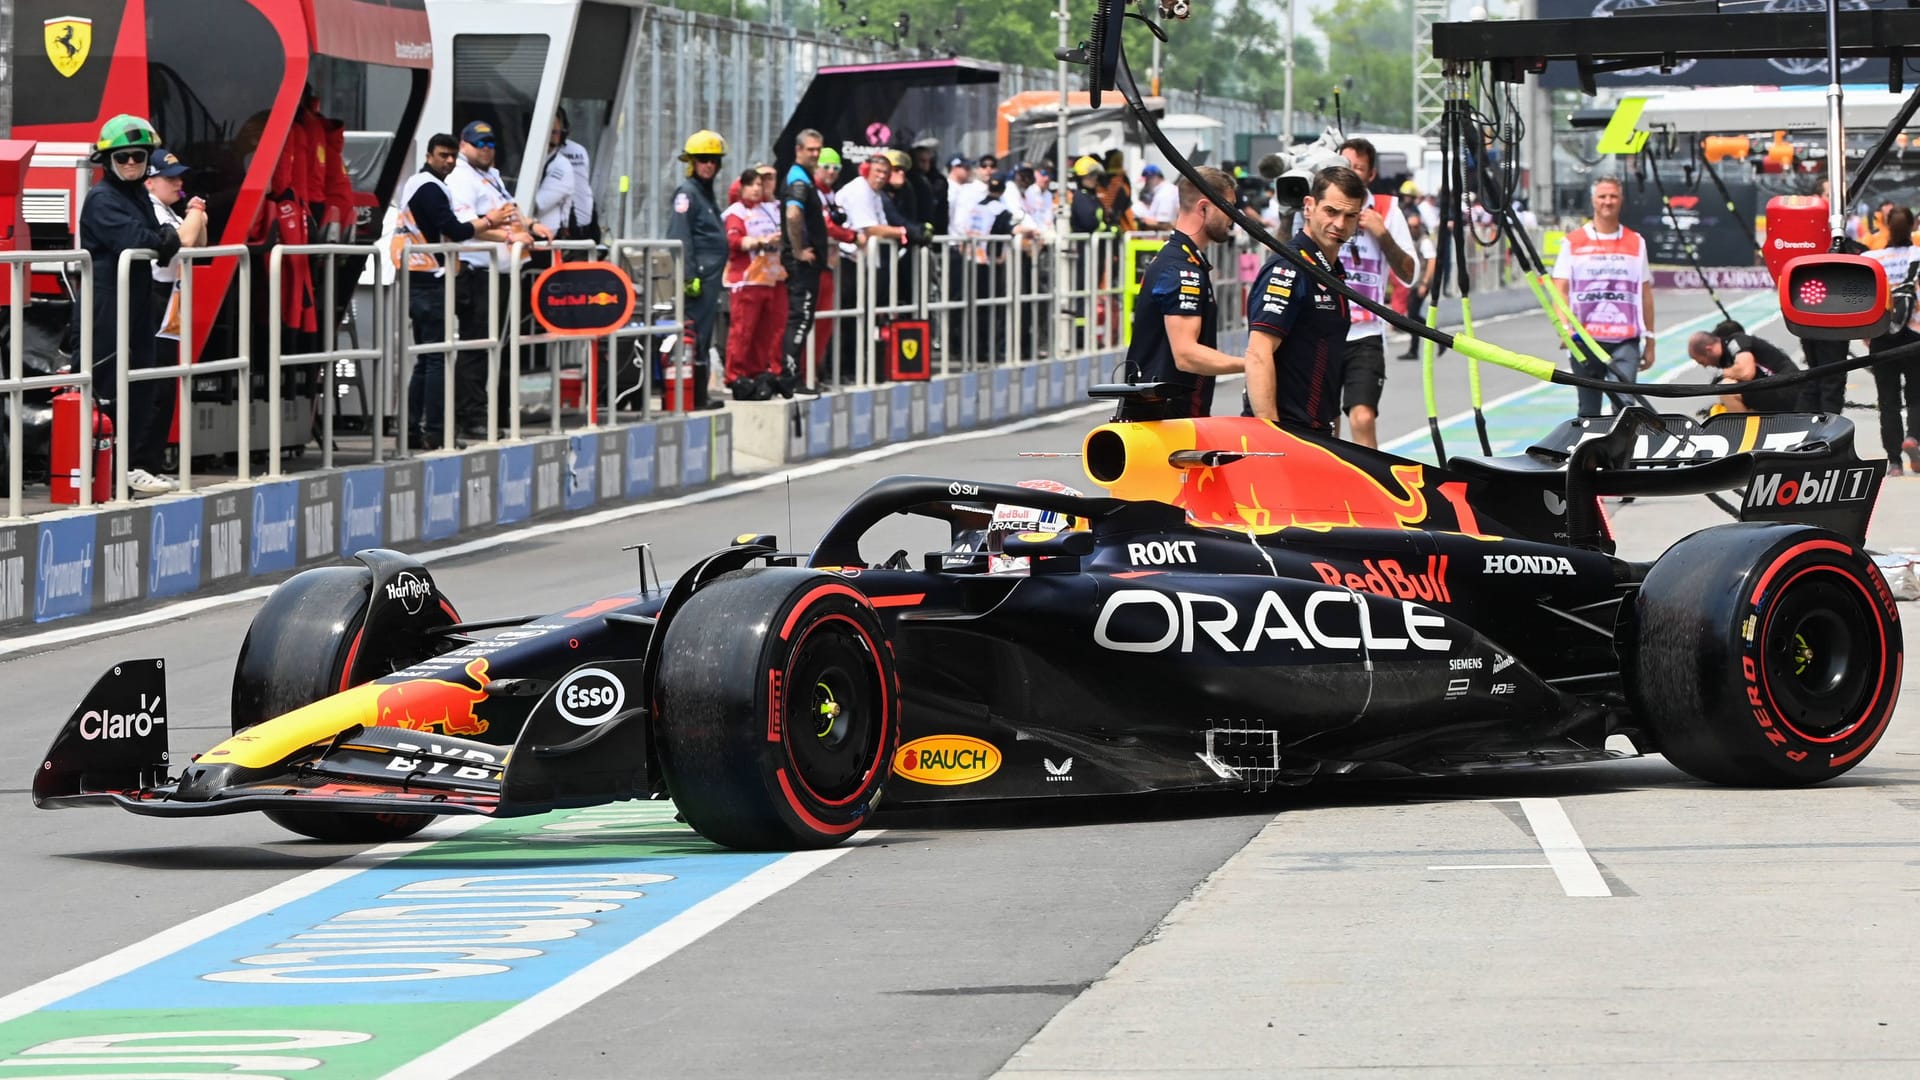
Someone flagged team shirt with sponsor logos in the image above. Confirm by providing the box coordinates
[1245,234,1349,434]
[1550,223,1649,342]
[1123,230,1218,418]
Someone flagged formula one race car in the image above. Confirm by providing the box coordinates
[34,398,1904,850]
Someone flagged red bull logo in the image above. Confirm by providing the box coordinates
[376,657,492,736]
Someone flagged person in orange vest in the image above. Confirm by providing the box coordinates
[1551,175,1656,417]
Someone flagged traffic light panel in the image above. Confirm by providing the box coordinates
[1777,254,1888,340]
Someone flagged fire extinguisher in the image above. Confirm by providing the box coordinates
[51,390,114,505]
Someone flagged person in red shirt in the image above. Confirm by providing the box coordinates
[723,167,789,399]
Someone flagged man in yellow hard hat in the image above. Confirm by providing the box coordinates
[667,129,729,409]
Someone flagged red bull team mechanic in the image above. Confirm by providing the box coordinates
[1119,166,1244,420]
[1243,166,1365,436]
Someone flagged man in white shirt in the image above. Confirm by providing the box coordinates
[1335,137,1417,448]
[554,107,594,238]
[1134,164,1180,230]
[843,154,907,245]
[533,113,575,237]
[445,120,544,436]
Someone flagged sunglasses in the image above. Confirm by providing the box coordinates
[111,149,148,166]
[472,140,496,150]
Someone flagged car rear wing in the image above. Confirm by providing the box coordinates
[1527,409,1882,547]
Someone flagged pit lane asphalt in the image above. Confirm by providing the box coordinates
[6,288,1912,1078]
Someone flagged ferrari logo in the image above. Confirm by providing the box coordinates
[44,17,92,78]
[901,338,919,360]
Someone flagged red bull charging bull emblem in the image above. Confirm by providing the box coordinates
[377,657,492,735]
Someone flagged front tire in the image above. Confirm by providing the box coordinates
[233,566,434,842]
[655,568,899,850]
[1633,524,1901,786]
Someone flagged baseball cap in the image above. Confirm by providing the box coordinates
[461,121,496,146]
[912,135,940,150]
[883,148,910,169]
[1141,164,1163,177]
[148,147,190,178]
[948,155,970,170]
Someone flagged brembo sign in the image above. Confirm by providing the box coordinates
[1093,588,1454,655]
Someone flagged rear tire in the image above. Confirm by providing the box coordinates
[1634,524,1901,786]
[233,566,434,843]
[655,568,899,850]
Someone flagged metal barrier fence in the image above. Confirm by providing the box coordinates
[393,241,504,454]
[116,243,254,501]
[3,250,93,519]
[268,242,380,475]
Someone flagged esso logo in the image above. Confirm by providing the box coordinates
[555,668,625,726]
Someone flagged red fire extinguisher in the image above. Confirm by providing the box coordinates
[51,390,114,505]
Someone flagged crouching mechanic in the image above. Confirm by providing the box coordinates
[1686,328,1801,414]
[1118,166,1244,420]
[1243,167,1366,436]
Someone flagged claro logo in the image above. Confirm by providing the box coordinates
[893,735,1001,785]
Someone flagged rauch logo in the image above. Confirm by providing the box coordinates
[893,735,1001,785]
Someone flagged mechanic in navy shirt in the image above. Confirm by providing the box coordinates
[1244,167,1367,435]
[1120,166,1244,420]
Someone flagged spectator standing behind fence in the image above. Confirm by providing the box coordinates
[814,150,857,378]
[1243,168,1365,436]
[1552,175,1655,417]
[145,147,207,491]
[780,128,830,398]
[553,108,595,240]
[910,138,947,240]
[968,174,1017,363]
[446,121,543,437]
[1134,164,1179,230]
[1119,166,1243,421]
[1016,164,1054,359]
[844,153,911,346]
[666,130,729,411]
[722,166,788,401]
[81,114,191,496]
[1334,138,1416,449]
[393,134,510,451]
[533,114,576,242]
[1862,205,1920,475]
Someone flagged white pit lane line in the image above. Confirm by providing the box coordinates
[1427,798,1612,897]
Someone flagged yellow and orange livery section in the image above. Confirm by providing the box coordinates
[200,658,497,771]
[1082,417,1436,534]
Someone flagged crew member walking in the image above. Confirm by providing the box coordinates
[1243,167,1366,436]
[1335,138,1416,448]
[1119,166,1243,420]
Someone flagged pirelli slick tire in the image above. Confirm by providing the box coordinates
[1634,523,1901,787]
[655,568,899,850]
[232,567,433,843]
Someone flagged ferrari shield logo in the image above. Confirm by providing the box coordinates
[901,338,919,361]
[45,17,92,78]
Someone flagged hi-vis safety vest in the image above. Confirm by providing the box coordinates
[1554,223,1649,342]
[390,171,458,274]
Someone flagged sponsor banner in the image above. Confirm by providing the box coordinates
[959,372,980,429]
[1624,185,1761,269]
[463,451,498,530]
[851,390,875,450]
[147,498,204,600]
[941,376,959,431]
[829,393,850,452]
[0,522,31,626]
[420,458,463,542]
[250,481,300,576]
[1048,357,1066,409]
[682,416,712,488]
[889,384,910,443]
[94,508,147,608]
[990,367,1010,420]
[1653,267,1775,291]
[911,381,931,437]
[596,430,623,502]
[340,468,385,555]
[894,734,1002,785]
[1023,363,1041,414]
[655,420,683,492]
[806,396,831,458]
[565,433,599,512]
[386,460,424,547]
[36,516,94,622]
[496,444,535,525]
[206,491,248,582]
[712,414,733,479]
[299,474,343,565]
[625,424,656,499]
[532,438,567,516]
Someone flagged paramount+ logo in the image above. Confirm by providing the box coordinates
[1746,466,1874,509]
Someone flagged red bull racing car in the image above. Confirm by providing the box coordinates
[34,399,1904,850]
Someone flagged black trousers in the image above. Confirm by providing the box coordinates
[781,260,822,377]
[1798,337,1849,414]
[1868,330,1920,458]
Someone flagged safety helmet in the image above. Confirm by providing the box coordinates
[1072,155,1103,178]
[95,114,160,158]
[986,479,1086,574]
[818,146,843,168]
[681,130,727,159]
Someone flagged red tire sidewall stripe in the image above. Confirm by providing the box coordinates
[1747,549,1896,762]
[773,582,895,830]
